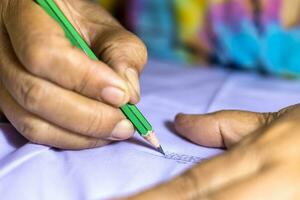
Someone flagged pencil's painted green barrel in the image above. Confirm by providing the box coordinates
[120,105,152,136]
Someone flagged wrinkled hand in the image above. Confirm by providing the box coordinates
[129,104,300,199]
[0,0,147,149]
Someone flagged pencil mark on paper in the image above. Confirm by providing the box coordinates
[142,149,207,164]
[160,151,204,164]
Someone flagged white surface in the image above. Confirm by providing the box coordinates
[1,60,300,200]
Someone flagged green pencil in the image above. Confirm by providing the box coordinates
[35,0,165,154]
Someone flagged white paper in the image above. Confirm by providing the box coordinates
[1,60,300,200]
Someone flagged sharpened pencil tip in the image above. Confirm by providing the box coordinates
[157,146,165,155]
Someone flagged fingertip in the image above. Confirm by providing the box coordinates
[128,93,140,105]
[109,119,135,141]
[175,113,203,133]
[106,64,141,105]
[89,61,132,107]
[100,86,130,107]
[175,113,189,125]
[106,68,130,93]
[174,113,198,138]
[174,113,224,148]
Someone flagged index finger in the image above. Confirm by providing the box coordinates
[3,0,130,107]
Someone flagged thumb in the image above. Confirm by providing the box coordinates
[174,110,274,148]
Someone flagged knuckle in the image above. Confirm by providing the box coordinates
[262,112,277,125]
[123,34,148,67]
[21,80,45,111]
[135,36,148,57]
[104,30,148,70]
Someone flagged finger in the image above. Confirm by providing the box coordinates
[51,0,147,103]
[3,0,130,107]
[0,81,108,150]
[131,146,262,200]
[92,27,148,104]
[280,0,300,28]
[205,164,300,200]
[175,110,273,148]
[0,37,135,141]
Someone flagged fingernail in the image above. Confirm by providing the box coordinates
[111,119,135,140]
[125,68,140,98]
[101,87,126,106]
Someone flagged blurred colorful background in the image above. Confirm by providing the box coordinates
[98,0,300,78]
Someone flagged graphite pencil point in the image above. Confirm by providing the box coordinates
[157,146,166,155]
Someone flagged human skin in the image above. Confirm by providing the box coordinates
[1,0,300,198]
[126,0,300,199]
[128,104,300,199]
[0,0,147,149]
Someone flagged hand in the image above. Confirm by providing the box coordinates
[0,0,147,149]
[129,104,300,199]
[281,0,300,28]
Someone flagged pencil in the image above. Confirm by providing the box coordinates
[35,0,165,155]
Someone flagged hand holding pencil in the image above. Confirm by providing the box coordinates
[0,0,147,149]
[36,0,164,153]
